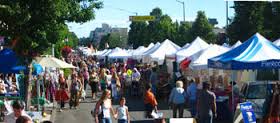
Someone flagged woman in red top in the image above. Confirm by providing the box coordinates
[55,74,69,112]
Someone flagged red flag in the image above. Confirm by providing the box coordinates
[180,58,191,70]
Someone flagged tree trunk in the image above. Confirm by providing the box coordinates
[24,63,32,110]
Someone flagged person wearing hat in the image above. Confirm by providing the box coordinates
[197,82,217,123]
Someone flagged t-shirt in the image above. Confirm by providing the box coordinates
[197,90,216,117]
[101,99,112,118]
[144,90,158,107]
[186,83,197,101]
[4,111,32,123]
[117,105,128,120]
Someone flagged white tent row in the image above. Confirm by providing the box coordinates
[131,43,155,60]
[90,37,242,68]
[108,47,131,59]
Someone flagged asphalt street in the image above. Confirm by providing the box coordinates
[54,87,192,123]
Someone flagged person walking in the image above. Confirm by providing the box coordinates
[111,72,120,101]
[94,89,115,123]
[89,69,99,100]
[83,67,89,91]
[197,82,217,123]
[114,97,130,123]
[185,79,198,117]
[99,68,108,91]
[169,81,185,118]
[149,67,158,95]
[144,83,158,118]
[131,68,141,96]
[55,74,69,112]
[69,74,82,109]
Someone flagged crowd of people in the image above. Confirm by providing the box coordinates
[0,74,19,96]
[2,50,222,123]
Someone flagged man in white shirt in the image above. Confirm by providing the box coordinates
[4,100,32,123]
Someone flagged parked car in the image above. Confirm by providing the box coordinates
[240,81,277,121]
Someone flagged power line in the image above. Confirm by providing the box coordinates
[104,5,138,15]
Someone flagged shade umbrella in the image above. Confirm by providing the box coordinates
[37,56,76,68]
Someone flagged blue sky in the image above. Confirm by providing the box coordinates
[67,0,234,38]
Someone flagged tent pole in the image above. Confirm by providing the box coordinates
[231,70,234,117]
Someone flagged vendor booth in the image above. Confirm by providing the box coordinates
[208,33,280,122]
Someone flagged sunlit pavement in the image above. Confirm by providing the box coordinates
[54,86,232,123]
[54,87,192,123]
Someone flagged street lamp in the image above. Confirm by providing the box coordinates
[176,0,185,22]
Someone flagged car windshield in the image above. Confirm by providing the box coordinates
[246,84,268,99]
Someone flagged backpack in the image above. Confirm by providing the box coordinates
[91,101,104,119]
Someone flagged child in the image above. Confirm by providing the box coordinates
[114,97,130,123]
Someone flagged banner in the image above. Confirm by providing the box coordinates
[240,102,257,123]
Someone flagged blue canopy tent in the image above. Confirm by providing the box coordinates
[0,49,43,107]
[0,48,43,74]
[208,33,280,120]
[208,33,280,70]
[0,48,17,66]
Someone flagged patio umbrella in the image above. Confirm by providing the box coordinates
[37,56,76,68]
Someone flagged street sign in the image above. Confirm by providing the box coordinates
[129,16,155,21]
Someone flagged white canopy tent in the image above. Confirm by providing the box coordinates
[143,39,180,65]
[231,41,242,49]
[142,42,161,62]
[182,43,190,48]
[189,44,230,70]
[176,37,209,63]
[98,49,112,59]
[37,56,76,68]
[222,43,230,48]
[131,46,148,60]
[108,47,131,59]
[146,43,155,49]
[273,38,280,46]
[93,49,108,56]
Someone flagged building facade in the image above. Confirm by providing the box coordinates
[89,23,128,44]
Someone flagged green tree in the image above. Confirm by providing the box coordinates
[263,2,274,39]
[147,8,163,43]
[0,0,102,107]
[271,2,280,40]
[128,22,148,48]
[99,34,110,50]
[108,33,127,48]
[190,11,216,43]
[227,2,266,44]
[147,8,176,43]
[176,22,192,46]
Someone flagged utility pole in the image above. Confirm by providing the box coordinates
[176,0,185,22]
[226,1,228,28]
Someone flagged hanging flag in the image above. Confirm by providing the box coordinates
[180,57,191,70]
